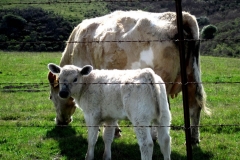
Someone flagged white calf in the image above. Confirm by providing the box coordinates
[48,63,171,160]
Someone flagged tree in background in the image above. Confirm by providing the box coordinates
[0,7,73,51]
[201,24,218,39]
[197,16,210,27]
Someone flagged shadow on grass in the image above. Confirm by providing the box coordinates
[192,145,214,160]
[45,126,213,160]
[46,126,87,159]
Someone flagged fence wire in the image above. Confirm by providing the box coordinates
[1,82,240,92]
[0,0,175,5]
[0,0,239,5]
[0,38,240,44]
[0,123,240,129]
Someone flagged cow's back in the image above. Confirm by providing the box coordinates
[60,10,199,95]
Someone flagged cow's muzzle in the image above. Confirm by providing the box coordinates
[55,117,72,126]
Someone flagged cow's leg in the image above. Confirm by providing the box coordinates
[188,80,209,145]
[102,120,117,160]
[85,117,100,160]
[114,123,122,138]
[189,105,201,145]
[133,122,153,160]
[150,126,157,142]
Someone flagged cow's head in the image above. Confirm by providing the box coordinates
[48,63,93,99]
[48,71,76,125]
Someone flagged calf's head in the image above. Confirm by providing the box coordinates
[48,63,93,99]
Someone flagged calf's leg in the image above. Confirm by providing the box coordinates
[155,101,171,160]
[133,122,153,160]
[85,118,100,160]
[156,123,171,160]
[102,120,117,160]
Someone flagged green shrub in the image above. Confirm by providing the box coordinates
[2,14,27,29]
[197,16,210,26]
[201,25,218,39]
[0,7,73,52]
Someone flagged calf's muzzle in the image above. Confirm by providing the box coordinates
[59,90,70,99]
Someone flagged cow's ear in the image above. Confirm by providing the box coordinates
[80,65,93,76]
[48,71,55,84]
[48,63,61,74]
[48,71,59,88]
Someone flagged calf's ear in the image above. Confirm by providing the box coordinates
[48,63,61,74]
[80,65,93,76]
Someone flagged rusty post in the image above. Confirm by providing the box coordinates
[175,0,193,159]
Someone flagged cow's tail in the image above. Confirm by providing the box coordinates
[193,45,211,116]
[197,82,211,115]
[193,41,211,116]
[182,12,211,115]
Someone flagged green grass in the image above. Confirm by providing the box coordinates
[0,52,240,159]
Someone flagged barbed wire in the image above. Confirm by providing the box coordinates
[1,38,240,44]
[0,124,239,129]
[1,82,239,92]
[0,0,174,6]
[1,81,240,85]
[0,0,239,5]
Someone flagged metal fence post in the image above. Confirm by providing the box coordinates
[175,0,193,159]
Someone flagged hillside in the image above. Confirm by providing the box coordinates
[0,0,239,57]
[0,1,110,51]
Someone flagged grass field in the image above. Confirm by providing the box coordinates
[0,51,240,159]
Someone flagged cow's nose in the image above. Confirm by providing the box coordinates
[59,90,69,98]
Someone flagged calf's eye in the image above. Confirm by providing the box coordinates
[73,78,78,83]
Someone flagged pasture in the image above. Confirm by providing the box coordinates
[0,52,240,159]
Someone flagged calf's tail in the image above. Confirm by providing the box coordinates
[152,73,171,159]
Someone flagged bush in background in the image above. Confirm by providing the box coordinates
[0,7,74,52]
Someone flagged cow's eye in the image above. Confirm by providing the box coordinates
[73,77,78,83]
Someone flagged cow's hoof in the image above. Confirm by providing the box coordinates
[191,138,200,146]
[114,128,122,138]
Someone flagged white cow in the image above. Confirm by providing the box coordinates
[48,10,211,144]
[48,63,171,160]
